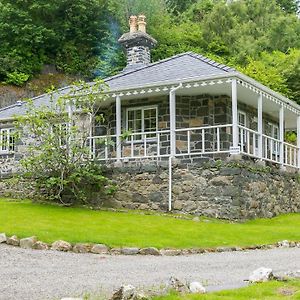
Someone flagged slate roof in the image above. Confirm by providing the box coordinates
[0,52,238,120]
[105,52,236,91]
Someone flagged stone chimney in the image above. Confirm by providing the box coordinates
[118,15,157,72]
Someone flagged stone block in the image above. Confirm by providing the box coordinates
[20,236,38,249]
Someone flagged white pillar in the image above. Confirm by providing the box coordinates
[257,93,263,159]
[231,78,239,149]
[116,95,122,161]
[297,115,300,169]
[169,90,177,157]
[279,105,284,166]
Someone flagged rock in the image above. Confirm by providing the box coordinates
[0,233,6,243]
[6,235,20,246]
[20,236,38,249]
[173,200,183,210]
[91,244,109,254]
[149,191,163,202]
[139,247,160,256]
[278,240,290,248]
[121,247,140,255]
[51,240,72,252]
[32,241,49,250]
[61,298,83,300]
[249,267,274,283]
[192,217,200,222]
[72,243,91,253]
[160,249,182,256]
[189,281,206,294]
[168,277,189,293]
[111,285,136,300]
[110,248,121,255]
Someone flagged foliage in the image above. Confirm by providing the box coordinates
[13,80,115,205]
[2,199,300,248]
[5,72,30,86]
[0,0,109,81]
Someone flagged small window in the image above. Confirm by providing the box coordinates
[0,128,15,152]
[238,111,247,127]
[52,123,68,146]
[126,106,158,140]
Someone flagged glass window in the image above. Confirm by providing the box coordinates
[0,128,15,152]
[126,106,158,140]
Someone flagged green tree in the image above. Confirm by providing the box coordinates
[14,80,115,205]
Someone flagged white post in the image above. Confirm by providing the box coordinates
[116,95,122,161]
[169,91,176,157]
[279,105,284,166]
[257,93,263,159]
[297,115,300,169]
[231,78,239,150]
[169,83,182,157]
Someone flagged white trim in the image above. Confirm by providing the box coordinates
[279,106,284,165]
[0,128,15,153]
[297,116,300,169]
[257,93,263,159]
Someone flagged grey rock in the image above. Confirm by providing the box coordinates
[121,248,140,255]
[219,168,241,176]
[51,240,72,252]
[91,244,109,254]
[110,248,122,255]
[139,247,160,256]
[111,284,136,300]
[192,217,200,222]
[167,277,188,293]
[149,191,163,202]
[249,267,273,283]
[32,241,49,250]
[72,243,91,253]
[160,249,182,256]
[189,281,206,294]
[132,193,148,203]
[20,236,38,249]
[7,235,20,246]
[0,233,6,243]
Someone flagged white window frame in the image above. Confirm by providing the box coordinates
[0,128,15,153]
[125,105,158,141]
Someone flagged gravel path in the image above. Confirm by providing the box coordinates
[1,244,300,300]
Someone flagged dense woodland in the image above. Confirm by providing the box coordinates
[0,0,299,102]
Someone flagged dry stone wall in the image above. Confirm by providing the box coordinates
[102,159,300,220]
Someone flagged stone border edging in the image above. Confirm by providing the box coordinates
[0,233,297,256]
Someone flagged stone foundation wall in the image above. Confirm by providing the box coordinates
[103,159,300,220]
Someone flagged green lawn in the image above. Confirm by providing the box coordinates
[153,281,300,300]
[1,198,300,248]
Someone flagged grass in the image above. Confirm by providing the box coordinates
[1,198,300,248]
[152,280,300,300]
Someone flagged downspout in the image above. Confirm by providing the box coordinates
[168,83,183,212]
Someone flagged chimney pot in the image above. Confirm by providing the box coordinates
[138,15,146,33]
[129,15,138,33]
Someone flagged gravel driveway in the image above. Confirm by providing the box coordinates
[1,244,300,300]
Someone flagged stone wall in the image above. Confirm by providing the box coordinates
[103,159,300,220]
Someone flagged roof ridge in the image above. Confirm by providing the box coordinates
[187,52,236,72]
